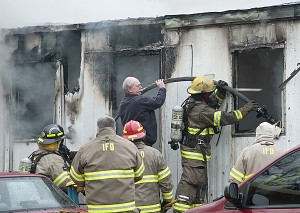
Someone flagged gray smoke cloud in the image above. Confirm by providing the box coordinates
[0,0,294,29]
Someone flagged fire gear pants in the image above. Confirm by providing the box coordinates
[174,161,207,213]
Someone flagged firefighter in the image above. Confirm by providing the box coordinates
[29,124,72,193]
[229,122,285,184]
[119,77,166,147]
[70,115,144,213]
[122,120,174,213]
[173,75,259,213]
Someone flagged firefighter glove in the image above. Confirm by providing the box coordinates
[244,100,259,111]
[216,80,228,94]
[238,100,259,117]
[245,100,259,111]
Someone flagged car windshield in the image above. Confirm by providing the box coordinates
[0,176,78,212]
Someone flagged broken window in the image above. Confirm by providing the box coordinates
[10,30,81,140]
[12,63,56,139]
[233,47,283,133]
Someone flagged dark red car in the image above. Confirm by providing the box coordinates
[186,145,300,213]
[0,172,87,213]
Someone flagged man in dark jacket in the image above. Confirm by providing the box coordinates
[119,77,166,146]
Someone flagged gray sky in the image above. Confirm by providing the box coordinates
[0,0,297,29]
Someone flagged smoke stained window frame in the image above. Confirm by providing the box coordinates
[232,46,284,135]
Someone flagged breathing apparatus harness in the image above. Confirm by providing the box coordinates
[28,151,61,173]
[20,144,72,174]
[169,91,220,147]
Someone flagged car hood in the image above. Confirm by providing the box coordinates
[10,208,87,213]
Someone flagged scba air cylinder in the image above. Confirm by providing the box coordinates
[171,105,184,143]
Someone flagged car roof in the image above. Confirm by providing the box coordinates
[0,172,46,178]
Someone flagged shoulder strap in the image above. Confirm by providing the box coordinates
[29,152,50,173]
[29,151,60,173]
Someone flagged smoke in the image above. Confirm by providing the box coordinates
[0,0,294,29]
[0,30,58,140]
[11,63,56,139]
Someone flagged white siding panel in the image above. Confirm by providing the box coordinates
[284,20,300,150]
[65,30,110,151]
[163,27,239,201]
[162,45,193,194]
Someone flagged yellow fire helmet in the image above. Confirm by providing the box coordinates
[187,74,216,94]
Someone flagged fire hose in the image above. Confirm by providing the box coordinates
[115,77,279,124]
[141,77,279,124]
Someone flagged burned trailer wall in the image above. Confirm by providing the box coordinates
[163,26,232,200]
[283,20,300,149]
[0,30,17,172]
[77,29,112,145]
[2,28,82,170]
[163,4,300,202]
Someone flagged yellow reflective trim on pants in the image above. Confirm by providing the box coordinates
[135,175,158,184]
[135,161,145,178]
[70,166,85,182]
[88,201,135,213]
[84,170,134,180]
[158,166,171,181]
[174,202,191,212]
[53,171,69,187]
[214,111,222,126]
[193,203,203,207]
[188,127,215,136]
[233,110,243,121]
[137,203,161,213]
[162,190,173,200]
[181,150,211,161]
[174,202,203,212]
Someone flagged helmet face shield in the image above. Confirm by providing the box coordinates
[38,124,65,145]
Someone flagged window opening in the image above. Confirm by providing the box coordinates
[233,47,283,133]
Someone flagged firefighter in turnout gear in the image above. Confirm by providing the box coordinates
[70,115,145,213]
[123,120,174,213]
[173,75,259,213]
[229,122,285,184]
[29,124,72,193]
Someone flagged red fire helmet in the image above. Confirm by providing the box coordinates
[123,120,146,141]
